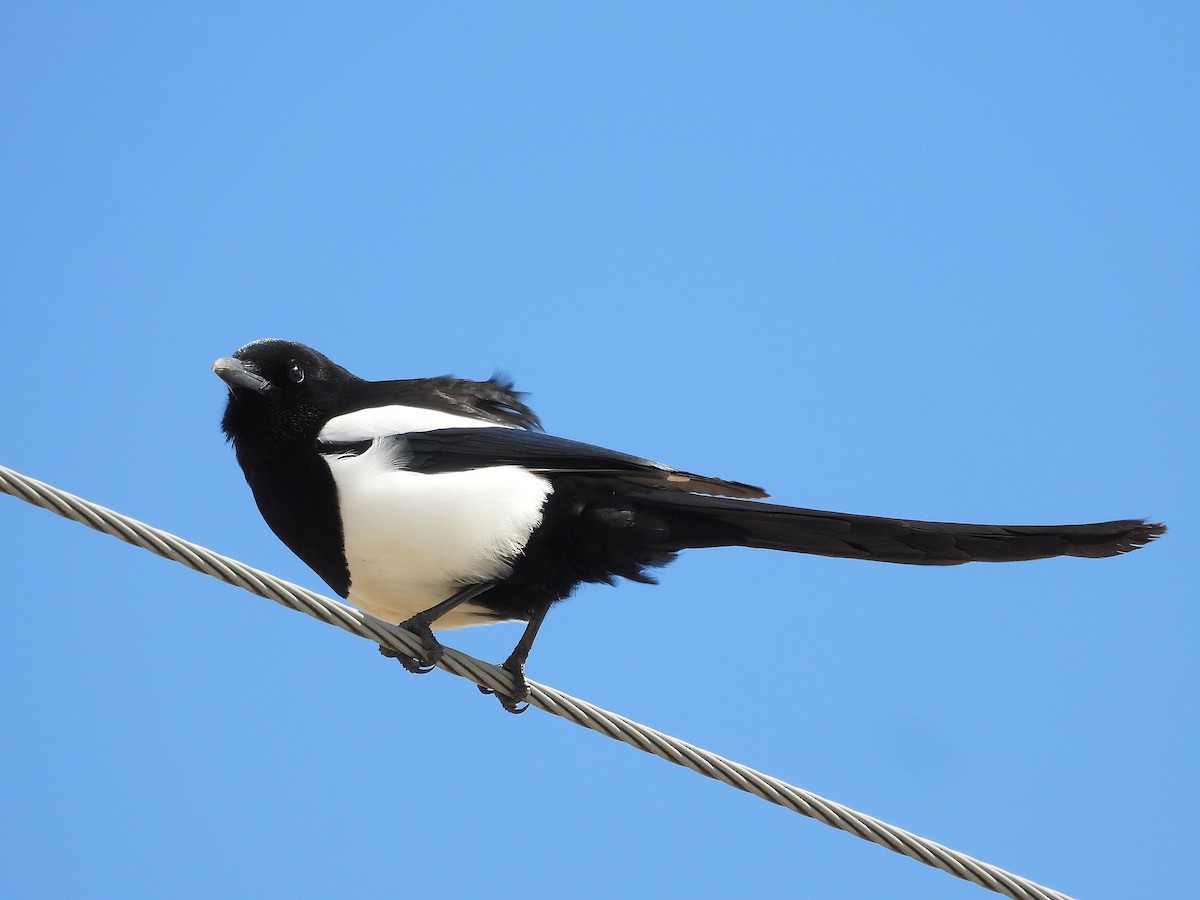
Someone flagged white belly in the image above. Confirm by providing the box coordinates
[323,440,552,630]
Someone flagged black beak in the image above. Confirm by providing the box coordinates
[212,357,271,394]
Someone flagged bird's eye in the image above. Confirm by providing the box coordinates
[286,363,305,384]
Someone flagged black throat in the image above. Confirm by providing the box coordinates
[224,402,350,598]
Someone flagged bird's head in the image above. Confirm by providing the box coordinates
[214,339,358,452]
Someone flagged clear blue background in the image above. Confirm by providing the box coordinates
[1,4,1194,898]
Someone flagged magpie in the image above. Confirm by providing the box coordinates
[214,339,1164,711]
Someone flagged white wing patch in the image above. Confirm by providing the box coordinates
[319,404,510,443]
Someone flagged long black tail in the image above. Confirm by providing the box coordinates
[640,491,1165,566]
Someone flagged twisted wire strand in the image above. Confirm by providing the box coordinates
[0,462,1072,900]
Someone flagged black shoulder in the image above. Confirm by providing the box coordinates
[346,374,542,430]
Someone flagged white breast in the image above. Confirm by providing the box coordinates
[323,438,552,630]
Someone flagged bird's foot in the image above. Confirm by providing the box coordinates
[379,619,445,674]
[478,654,532,714]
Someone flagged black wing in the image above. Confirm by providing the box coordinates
[325,426,769,500]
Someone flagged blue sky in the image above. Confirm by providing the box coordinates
[1,4,1195,898]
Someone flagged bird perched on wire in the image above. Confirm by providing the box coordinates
[214,339,1164,712]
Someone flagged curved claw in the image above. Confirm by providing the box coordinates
[475,681,528,712]
[476,659,532,713]
[499,696,530,714]
[378,642,443,675]
[397,656,439,675]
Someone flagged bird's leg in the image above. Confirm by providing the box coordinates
[479,598,554,714]
[379,582,495,674]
